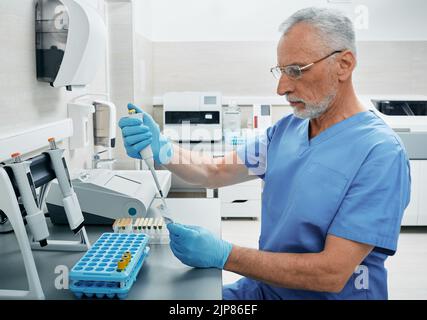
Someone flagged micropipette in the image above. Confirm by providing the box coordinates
[128,109,174,224]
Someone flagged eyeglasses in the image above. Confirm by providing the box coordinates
[270,50,343,80]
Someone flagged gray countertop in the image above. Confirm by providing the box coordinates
[0,198,222,300]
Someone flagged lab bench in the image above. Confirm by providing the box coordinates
[0,198,222,300]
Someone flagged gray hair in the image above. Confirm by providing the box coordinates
[279,7,357,56]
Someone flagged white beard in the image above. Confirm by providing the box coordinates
[292,93,336,120]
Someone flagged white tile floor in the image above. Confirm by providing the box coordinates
[221,219,427,300]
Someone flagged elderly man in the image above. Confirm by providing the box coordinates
[118,7,411,300]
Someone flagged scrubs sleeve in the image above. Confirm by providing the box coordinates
[236,126,276,179]
[328,140,411,255]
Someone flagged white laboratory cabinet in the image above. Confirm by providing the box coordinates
[402,160,427,226]
[218,179,262,219]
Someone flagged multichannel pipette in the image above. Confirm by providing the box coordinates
[128,109,174,224]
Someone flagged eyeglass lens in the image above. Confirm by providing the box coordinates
[271,66,301,80]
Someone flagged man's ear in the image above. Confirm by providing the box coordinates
[337,50,356,81]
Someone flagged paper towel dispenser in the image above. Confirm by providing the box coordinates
[35,0,106,91]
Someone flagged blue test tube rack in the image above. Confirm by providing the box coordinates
[69,233,150,299]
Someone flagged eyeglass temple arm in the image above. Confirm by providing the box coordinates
[299,63,314,71]
[312,50,343,65]
[272,50,343,73]
[300,50,343,71]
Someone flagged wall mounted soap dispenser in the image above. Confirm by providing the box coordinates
[35,0,106,91]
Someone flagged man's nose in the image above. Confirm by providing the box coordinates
[276,75,294,96]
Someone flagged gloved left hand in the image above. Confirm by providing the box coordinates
[167,223,233,269]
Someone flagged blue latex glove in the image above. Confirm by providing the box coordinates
[167,223,233,269]
[118,103,173,164]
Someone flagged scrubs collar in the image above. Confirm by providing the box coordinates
[300,110,375,148]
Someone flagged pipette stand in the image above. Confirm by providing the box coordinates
[0,149,91,300]
[0,167,44,300]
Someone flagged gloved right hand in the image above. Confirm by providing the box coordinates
[167,223,233,269]
[118,103,174,164]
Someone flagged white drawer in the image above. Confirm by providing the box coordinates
[219,186,261,202]
[235,179,262,187]
[221,199,261,218]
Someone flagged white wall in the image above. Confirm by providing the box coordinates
[105,0,154,169]
[149,0,427,101]
[134,0,153,39]
[152,41,427,98]
[148,1,427,125]
[150,0,427,41]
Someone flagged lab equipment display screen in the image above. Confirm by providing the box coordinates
[204,96,217,105]
[372,100,427,116]
[165,111,220,124]
[261,105,271,116]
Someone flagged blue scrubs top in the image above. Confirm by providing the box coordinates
[224,110,411,300]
